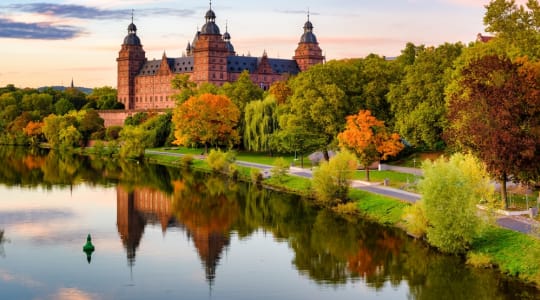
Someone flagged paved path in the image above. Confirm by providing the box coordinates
[145,150,538,235]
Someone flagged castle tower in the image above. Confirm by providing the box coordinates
[192,2,229,85]
[293,13,324,71]
[117,15,146,109]
[223,21,235,56]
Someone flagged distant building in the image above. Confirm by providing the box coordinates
[116,4,325,112]
[476,33,494,43]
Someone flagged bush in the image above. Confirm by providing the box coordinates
[228,164,239,180]
[312,150,357,206]
[106,126,122,141]
[206,149,236,173]
[402,201,428,238]
[466,252,493,268]
[420,153,493,254]
[180,154,194,168]
[270,157,289,183]
[332,202,359,215]
[250,168,263,183]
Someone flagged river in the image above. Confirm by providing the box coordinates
[0,147,536,299]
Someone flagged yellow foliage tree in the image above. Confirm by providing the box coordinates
[172,93,240,153]
[338,110,403,181]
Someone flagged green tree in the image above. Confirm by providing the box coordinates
[58,125,82,149]
[388,43,463,149]
[281,61,361,160]
[312,150,358,206]
[119,125,150,159]
[78,109,104,143]
[243,95,279,153]
[420,153,493,254]
[86,86,122,109]
[484,0,540,58]
[54,98,75,115]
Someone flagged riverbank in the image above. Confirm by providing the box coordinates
[143,149,540,288]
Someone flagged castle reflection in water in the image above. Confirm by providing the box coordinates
[116,186,229,284]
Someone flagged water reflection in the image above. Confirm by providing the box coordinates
[0,146,537,299]
[0,229,6,257]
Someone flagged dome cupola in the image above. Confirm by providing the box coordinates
[299,12,318,44]
[123,11,141,46]
[201,1,220,34]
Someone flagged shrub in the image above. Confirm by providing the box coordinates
[206,149,236,173]
[250,168,263,184]
[105,126,122,141]
[93,140,106,156]
[271,157,289,183]
[332,202,359,215]
[228,163,239,180]
[402,201,428,238]
[312,150,357,206]
[466,252,493,268]
[180,154,194,168]
[420,153,493,254]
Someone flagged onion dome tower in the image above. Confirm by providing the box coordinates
[223,21,235,55]
[293,12,324,71]
[193,1,229,85]
[117,11,146,109]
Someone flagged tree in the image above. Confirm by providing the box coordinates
[172,93,240,153]
[484,0,540,58]
[338,110,403,181]
[388,43,463,149]
[54,98,75,115]
[220,70,264,144]
[281,61,361,160]
[78,109,104,143]
[420,153,492,254]
[312,150,358,206]
[24,121,44,145]
[445,55,540,208]
[243,95,279,153]
[172,74,198,103]
[86,86,121,109]
[268,80,292,105]
[273,114,325,168]
[119,125,150,159]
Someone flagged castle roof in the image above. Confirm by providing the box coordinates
[139,57,194,76]
[123,22,141,46]
[299,13,318,44]
[227,56,300,75]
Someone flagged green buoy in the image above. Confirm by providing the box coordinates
[83,234,95,263]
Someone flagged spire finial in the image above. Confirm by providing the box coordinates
[225,19,228,32]
[210,0,212,10]
[131,9,134,23]
[307,8,310,21]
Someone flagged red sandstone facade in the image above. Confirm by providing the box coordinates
[116,5,324,114]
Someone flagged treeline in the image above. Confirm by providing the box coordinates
[0,85,120,146]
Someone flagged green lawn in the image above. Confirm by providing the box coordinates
[149,147,314,168]
[349,189,409,225]
[471,225,540,285]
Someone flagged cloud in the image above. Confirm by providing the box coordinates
[0,17,82,39]
[0,3,195,40]
[0,269,43,288]
[4,3,195,20]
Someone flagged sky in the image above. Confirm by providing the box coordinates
[0,0,524,88]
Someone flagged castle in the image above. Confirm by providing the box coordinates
[116,3,324,111]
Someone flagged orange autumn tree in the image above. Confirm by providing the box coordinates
[172,93,240,154]
[23,121,44,145]
[338,110,404,181]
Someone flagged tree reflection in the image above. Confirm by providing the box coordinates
[0,147,536,298]
[0,229,7,257]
